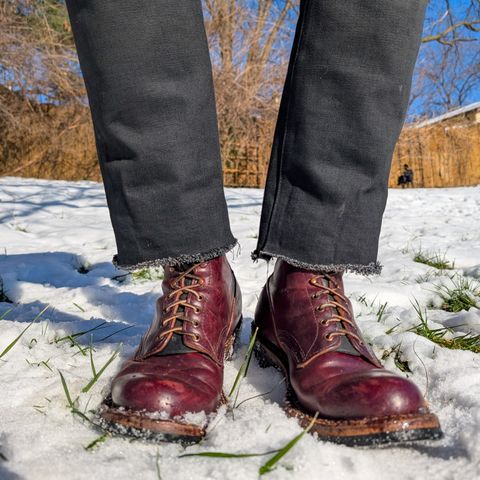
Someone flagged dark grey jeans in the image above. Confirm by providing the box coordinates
[66,0,427,275]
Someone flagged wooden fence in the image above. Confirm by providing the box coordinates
[223,143,270,187]
[223,121,480,189]
[389,122,480,188]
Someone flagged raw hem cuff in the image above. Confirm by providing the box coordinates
[251,250,382,276]
[113,240,238,272]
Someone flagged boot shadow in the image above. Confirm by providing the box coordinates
[0,251,159,349]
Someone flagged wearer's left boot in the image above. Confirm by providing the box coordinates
[253,260,442,446]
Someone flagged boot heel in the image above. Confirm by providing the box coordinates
[224,315,243,361]
[253,338,285,374]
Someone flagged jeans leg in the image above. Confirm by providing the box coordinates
[254,0,427,275]
[65,0,235,270]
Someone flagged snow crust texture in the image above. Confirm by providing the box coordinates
[1,177,480,480]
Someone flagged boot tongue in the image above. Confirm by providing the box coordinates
[154,264,198,356]
[321,276,361,357]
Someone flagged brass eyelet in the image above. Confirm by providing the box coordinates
[198,295,204,300]
[195,307,201,313]
[194,334,200,342]
[193,321,200,327]
[325,334,333,342]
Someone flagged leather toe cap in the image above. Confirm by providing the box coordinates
[304,370,427,419]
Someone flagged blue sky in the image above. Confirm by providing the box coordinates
[409,0,480,118]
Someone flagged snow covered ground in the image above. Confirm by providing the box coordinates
[1,177,480,480]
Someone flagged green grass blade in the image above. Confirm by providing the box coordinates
[73,302,85,312]
[228,326,258,398]
[259,412,319,476]
[235,378,285,409]
[0,307,13,320]
[0,305,49,359]
[58,370,75,409]
[89,347,97,377]
[179,450,280,459]
[84,433,109,451]
[54,321,108,344]
[97,325,133,342]
[156,450,162,480]
[82,348,119,393]
[71,407,94,424]
[58,371,94,423]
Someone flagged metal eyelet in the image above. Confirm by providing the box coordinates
[325,333,334,342]
[195,307,201,313]
[193,334,200,342]
[193,321,200,328]
[198,295,204,300]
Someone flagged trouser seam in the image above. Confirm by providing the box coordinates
[256,0,311,255]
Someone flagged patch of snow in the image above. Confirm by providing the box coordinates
[1,178,480,479]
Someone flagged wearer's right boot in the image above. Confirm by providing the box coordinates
[99,255,242,443]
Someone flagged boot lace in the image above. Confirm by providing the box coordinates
[309,274,364,345]
[160,264,204,342]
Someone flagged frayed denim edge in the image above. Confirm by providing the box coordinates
[113,240,238,271]
[251,250,382,276]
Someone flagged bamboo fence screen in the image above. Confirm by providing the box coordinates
[223,120,480,188]
[389,122,480,188]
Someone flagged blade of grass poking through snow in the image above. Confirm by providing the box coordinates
[156,450,162,480]
[409,298,480,353]
[235,378,286,409]
[0,305,49,359]
[228,326,258,398]
[97,324,133,342]
[259,412,319,476]
[53,321,108,344]
[179,450,280,459]
[58,370,92,423]
[88,344,97,377]
[59,370,76,409]
[73,302,85,312]
[82,347,120,393]
[84,433,109,451]
[0,307,13,320]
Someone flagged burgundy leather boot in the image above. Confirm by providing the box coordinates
[254,260,442,446]
[99,255,242,443]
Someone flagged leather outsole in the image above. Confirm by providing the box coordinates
[254,335,443,447]
[97,396,206,444]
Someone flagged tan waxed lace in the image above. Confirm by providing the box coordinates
[309,275,364,345]
[160,264,204,343]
